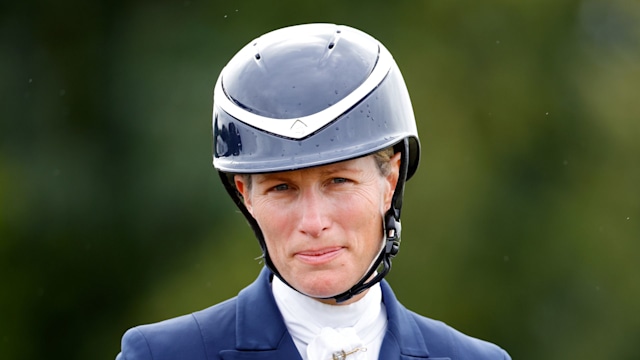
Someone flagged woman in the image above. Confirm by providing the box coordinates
[116,23,511,360]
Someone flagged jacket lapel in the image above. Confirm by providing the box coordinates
[219,268,303,360]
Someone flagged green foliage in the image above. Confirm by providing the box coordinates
[1,0,639,359]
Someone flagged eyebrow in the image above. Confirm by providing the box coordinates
[254,164,363,184]
[253,174,287,185]
[318,165,362,177]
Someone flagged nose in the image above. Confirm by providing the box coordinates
[298,188,330,238]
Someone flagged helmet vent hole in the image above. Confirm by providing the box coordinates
[254,53,261,60]
[328,42,335,49]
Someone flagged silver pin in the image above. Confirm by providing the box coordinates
[331,347,367,360]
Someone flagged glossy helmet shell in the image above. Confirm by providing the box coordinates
[213,23,420,178]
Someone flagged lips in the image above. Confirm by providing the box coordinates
[294,247,343,265]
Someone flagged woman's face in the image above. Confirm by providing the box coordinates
[235,153,400,304]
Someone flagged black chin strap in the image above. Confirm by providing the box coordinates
[219,139,410,304]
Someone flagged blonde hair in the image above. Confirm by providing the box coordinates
[372,146,395,176]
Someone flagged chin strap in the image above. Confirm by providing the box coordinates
[219,138,410,304]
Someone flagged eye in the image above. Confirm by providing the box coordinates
[272,183,289,191]
[332,177,349,184]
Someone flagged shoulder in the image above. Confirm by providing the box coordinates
[117,268,280,360]
[118,298,238,360]
[380,280,510,360]
[409,311,511,360]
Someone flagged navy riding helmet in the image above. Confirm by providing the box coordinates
[212,23,421,303]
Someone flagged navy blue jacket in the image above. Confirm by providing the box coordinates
[117,268,510,359]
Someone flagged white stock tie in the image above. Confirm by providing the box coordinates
[271,276,386,360]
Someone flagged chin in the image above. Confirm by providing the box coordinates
[296,277,353,300]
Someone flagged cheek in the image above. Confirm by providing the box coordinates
[250,199,291,242]
[252,204,277,230]
[341,193,384,235]
[358,183,390,215]
[253,211,282,257]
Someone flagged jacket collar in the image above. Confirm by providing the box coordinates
[220,267,301,359]
[221,267,433,360]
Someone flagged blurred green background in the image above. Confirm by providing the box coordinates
[2,0,639,359]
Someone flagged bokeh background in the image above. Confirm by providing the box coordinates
[2,0,639,359]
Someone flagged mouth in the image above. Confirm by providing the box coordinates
[294,247,343,265]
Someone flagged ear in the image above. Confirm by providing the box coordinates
[234,175,253,215]
[384,152,402,209]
